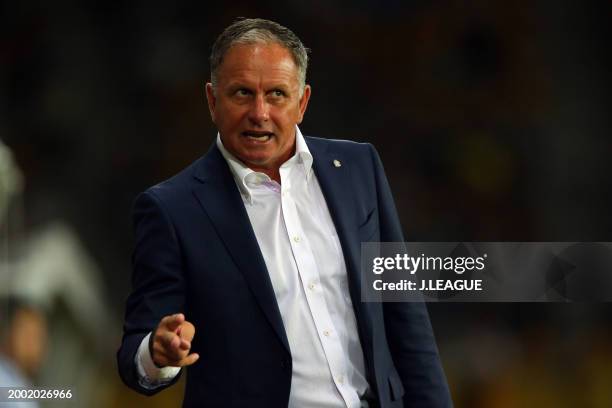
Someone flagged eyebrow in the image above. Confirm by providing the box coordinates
[225,82,293,94]
[267,84,290,90]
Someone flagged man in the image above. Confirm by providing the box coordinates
[117,18,452,408]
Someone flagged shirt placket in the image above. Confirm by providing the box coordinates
[279,165,359,408]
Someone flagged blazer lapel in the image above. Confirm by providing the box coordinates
[191,144,290,353]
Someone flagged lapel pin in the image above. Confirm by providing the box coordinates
[333,159,342,168]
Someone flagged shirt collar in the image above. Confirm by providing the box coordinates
[216,125,313,203]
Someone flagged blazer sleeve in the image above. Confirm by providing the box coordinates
[116,190,185,395]
[368,144,453,407]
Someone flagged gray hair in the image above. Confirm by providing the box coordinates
[209,18,309,95]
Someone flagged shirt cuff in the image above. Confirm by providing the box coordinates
[135,332,181,389]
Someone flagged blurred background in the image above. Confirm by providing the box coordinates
[1,1,612,407]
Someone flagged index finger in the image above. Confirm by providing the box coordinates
[160,313,185,331]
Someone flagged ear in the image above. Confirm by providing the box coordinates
[205,82,217,124]
[296,84,311,124]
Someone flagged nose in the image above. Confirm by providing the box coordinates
[247,94,269,125]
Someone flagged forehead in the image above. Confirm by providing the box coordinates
[217,43,300,86]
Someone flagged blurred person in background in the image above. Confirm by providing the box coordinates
[118,18,451,408]
[0,139,115,408]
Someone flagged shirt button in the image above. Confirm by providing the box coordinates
[337,375,344,384]
[323,330,330,337]
[308,282,316,290]
[293,236,301,243]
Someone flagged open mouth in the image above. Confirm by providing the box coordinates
[242,131,273,142]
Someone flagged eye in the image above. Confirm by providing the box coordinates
[271,89,285,97]
[236,88,251,96]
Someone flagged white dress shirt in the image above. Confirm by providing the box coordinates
[136,127,369,407]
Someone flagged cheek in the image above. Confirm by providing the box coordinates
[272,106,299,127]
[220,107,247,128]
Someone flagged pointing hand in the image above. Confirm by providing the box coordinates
[150,313,199,367]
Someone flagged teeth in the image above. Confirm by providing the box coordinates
[245,134,271,141]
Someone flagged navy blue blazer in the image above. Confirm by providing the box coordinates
[117,136,452,407]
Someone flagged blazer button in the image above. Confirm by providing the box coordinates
[281,359,291,370]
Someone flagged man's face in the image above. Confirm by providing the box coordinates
[205,43,311,175]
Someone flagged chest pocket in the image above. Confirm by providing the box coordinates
[389,370,405,401]
[358,208,379,242]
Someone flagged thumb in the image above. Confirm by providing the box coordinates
[179,320,196,342]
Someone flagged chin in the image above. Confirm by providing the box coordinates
[244,157,272,167]
[238,150,273,163]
